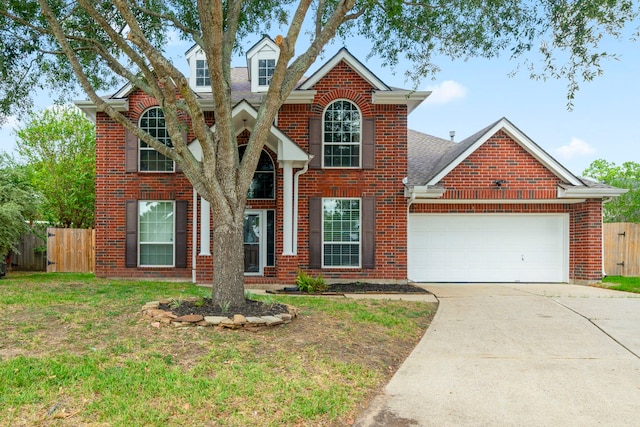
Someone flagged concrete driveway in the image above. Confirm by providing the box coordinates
[355,284,640,427]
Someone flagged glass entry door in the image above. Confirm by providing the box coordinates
[243,211,262,275]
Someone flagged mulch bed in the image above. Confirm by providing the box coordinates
[268,282,431,295]
[159,283,429,318]
[159,298,291,318]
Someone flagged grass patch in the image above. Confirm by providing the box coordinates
[0,273,436,426]
[601,276,640,293]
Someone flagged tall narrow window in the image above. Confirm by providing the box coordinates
[238,146,275,199]
[322,198,361,267]
[196,59,210,87]
[139,107,174,172]
[139,201,174,266]
[258,59,275,86]
[323,100,361,168]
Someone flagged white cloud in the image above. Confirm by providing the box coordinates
[555,137,596,159]
[424,80,467,105]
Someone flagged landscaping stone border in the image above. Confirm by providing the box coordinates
[141,300,298,330]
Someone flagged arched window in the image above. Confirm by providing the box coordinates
[238,146,275,199]
[323,100,361,168]
[139,107,174,172]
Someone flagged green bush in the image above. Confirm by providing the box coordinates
[296,270,327,293]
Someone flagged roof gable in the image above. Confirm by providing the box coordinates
[426,117,582,187]
[298,48,390,91]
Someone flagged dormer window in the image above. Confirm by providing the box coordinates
[196,60,210,87]
[258,59,275,86]
[246,36,280,93]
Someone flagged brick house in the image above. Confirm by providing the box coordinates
[76,37,624,286]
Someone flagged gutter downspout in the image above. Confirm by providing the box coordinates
[292,159,311,255]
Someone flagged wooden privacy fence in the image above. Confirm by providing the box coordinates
[10,226,47,271]
[603,223,640,277]
[46,228,95,273]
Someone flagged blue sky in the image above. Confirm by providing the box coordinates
[1,32,637,178]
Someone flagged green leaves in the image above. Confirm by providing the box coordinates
[15,105,96,228]
[0,154,40,256]
[583,159,640,223]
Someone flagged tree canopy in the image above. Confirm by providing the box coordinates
[1,0,637,304]
[0,154,40,258]
[16,105,96,228]
[583,159,640,223]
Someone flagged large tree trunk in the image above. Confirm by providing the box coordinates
[211,211,246,307]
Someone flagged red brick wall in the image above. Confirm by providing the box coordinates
[94,60,410,284]
[410,130,604,282]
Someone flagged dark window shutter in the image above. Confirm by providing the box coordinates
[309,197,322,269]
[125,200,138,267]
[309,117,321,169]
[362,118,375,170]
[362,197,375,269]
[125,130,138,172]
[175,200,188,268]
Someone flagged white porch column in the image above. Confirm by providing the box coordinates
[282,160,294,255]
[200,197,211,256]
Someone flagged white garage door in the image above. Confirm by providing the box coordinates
[408,214,569,283]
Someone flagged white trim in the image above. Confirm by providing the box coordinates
[372,91,431,114]
[427,118,582,187]
[292,161,310,255]
[321,198,362,269]
[322,99,362,169]
[282,161,294,255]
[138,200,176,268]
[199,197,211,256]
[558,185,628,198]
[192,190,197,283]
[409,198,587,204]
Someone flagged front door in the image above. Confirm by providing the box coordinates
[243,211,263,275]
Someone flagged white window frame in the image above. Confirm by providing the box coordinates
[321,198,361,268]
[322,99,362,169]
[257,58,275,87]
[138,107,175,173]
[195,59,210,87]
[138,200,176,267]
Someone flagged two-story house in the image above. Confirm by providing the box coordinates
[76,36,624,286]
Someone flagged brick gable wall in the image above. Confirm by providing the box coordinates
[410,131,604,282]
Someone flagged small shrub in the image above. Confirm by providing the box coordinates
[296,270,327,293]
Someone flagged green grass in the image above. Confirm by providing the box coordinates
[0,272,436,426]
[601,276,640,293]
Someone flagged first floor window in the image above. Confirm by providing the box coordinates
[322,198,360,267]
[139,201,174,266]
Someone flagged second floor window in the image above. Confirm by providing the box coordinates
[239,146,275,199]
[196,59,210,87]
[323,100,361,168]
[258,59,275,86]
[139,107,174,172]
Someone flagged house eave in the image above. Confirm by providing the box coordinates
[372,91,431,113]
[285,91,316,104]
[558,186,628,199]
[409,198,588,205]
[74,98,129,122]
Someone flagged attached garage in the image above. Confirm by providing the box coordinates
[408,213,569,283]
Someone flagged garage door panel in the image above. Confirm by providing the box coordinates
[408,214,568,283]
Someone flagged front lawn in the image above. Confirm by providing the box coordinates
[601,276,640,293]
[0,273,436,426]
